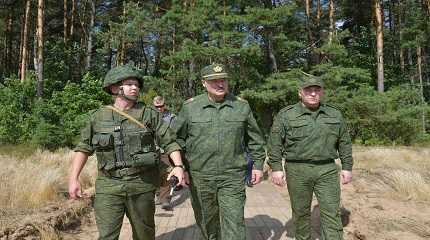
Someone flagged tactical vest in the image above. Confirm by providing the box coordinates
[91,106,159,171]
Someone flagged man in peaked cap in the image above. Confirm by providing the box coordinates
[69,65,187,240]
[173,63,266,240]
[267,72,353,240]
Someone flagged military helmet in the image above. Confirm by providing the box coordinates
[103,65,143,94]
[299,71,324,89]
[201,63,228,81]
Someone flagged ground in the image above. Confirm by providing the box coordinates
[2,147,430,240]
[17,169,429,240]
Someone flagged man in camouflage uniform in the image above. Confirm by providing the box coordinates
[173,63,266,240]
[268,73,353,240]
[152,96,177,210]
[68,65,186,240]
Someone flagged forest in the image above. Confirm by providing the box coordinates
[0,0,429,149]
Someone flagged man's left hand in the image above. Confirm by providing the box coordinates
[341,170,352,185]
[251,170,263,185]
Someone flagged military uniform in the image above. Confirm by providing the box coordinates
[74,65,181,240]
[173,64,266,240]
[156,111,177,208]
[267,76,353,240]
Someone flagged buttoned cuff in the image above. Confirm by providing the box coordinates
[254,160,264,171]
[341,163,353,171]
[268,162,283,172]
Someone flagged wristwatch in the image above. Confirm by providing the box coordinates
[173,164,186,170]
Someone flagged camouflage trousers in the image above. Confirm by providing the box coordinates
[286,162,343,240]
[94,176,156,240]
[189,172,246,240]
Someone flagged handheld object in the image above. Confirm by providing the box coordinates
[169,176,179,196]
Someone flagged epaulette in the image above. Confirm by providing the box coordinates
[279,104,295,114]
[323,103,341,111]
[150,106,161,113]
[184,97,195,104]
[236,96,247,102]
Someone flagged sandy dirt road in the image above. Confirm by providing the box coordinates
[60,171,430,240]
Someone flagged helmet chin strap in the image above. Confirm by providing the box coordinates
[118,86,139,102]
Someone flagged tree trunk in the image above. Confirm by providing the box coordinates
[19,12,24,77]
[36,0,44,98]
[426,0,430,15]
[374,0,384,92]
[116,2,126,66]
[85,0,95,70]
[33,32,38,74]
[107,46,113,69]
[417,45,426,133]
[70,0,77,38]
[139,37,148,75]
[398,0,405,73]
[316,0,321,30]
[305,0,313,45]
[5,11,13,75]
[20,0,31,82]
[187,59,196,98]
[64,0,68,43]
[265,31,278,72]
[328,0,335,44]
[153,33,162,76]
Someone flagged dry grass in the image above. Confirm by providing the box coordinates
[353,146,430,201]
[0,148,96,211]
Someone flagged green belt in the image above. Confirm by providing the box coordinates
[100,166,146,178]
[286,159,334,165]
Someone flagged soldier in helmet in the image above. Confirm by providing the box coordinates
[68,65,187,240]
[268,72,353,240]
[173,63,266,240]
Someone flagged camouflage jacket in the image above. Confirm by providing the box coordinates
[173,93,266,176]
[267,102,353,171]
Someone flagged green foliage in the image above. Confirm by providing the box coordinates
[0,0,429,148]
[326,85,424,145]
[0,79,36,143]
[241,69,302,132]
[31,73,110,149]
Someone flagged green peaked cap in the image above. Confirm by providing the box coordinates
[299,71,324,89]
[201,63,228,81]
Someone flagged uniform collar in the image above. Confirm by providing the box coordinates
[294,102,328,117]
[202,93,234,109]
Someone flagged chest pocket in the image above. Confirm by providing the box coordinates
[124,128,154,154]
[190,116,212,135]
[124,128,159,168]
[92,125,116,151]
[92,133,114,150]
[224,115,246,132]
[320,117,340,136]
[288,119,311,139]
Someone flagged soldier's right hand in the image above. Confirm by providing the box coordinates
[68,179,82,200]
[271,171,286,186]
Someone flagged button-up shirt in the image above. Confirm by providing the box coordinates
[173,93,266,176]
[268,102,353,171]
